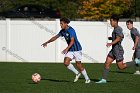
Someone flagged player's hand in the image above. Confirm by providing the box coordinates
[132,46,136,50]
[41,42,48,48]
[106,43,112,48]
[62,48,68,54]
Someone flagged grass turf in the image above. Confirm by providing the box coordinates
[0,62,140,93]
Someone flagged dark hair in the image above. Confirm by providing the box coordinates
[60,17,70,24]
[110,14,119,22]
[126,20,133,24]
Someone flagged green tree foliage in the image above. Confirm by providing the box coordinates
[0,0,136,20]
[0,0,80,19]
[0,0,15,12]
[78,0,133,20]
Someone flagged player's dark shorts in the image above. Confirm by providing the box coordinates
[108,46,124,62]
[134,48,140,59]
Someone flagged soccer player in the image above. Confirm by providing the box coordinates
[41,18,90,83]
[96,15,140,84]
[126,20,140,75]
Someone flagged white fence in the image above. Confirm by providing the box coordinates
[0,19,140,63]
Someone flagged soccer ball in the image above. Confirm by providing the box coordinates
[32,73,41,83]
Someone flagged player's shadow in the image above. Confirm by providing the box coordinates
[79,78,117,83]
[79,77,99,82]
[28,78,70,84]
[41,78,70,83]
[92,78,127,83]
[79,78,127,83]
[110,71,133,74]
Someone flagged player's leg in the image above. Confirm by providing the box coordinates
[64,52,79,76]
[74,51,90,83]
[116,49,140,70]
[134,64,140,75]
[75,61,90,83]
[116,59,140,75]
[116,61,127,69]
[96,55,114,83]
[113,47,130,69]
[133,50,140,75]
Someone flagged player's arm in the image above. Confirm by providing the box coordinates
[42,35,59,48]
[133,36,139,50]
[62,37,74,54]
[106,36,122,47]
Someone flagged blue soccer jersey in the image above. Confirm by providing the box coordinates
[57,26,82,51]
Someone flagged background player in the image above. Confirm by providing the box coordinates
[126,20,140,75]
[96,15,140,83]
[42,17,90,83]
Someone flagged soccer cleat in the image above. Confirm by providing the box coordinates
[85,79,91,83]
[134,71,140,75]
[74,73,81,82]
[135,58,140,65]
[95,79,107,84]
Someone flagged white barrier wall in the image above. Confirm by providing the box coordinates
[0,19,140,63]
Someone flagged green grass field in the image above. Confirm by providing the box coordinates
[0,62,140,93]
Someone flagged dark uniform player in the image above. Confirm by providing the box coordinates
[42,18,90,83]
[96,15,140,83]
[126,20,140,75]
[108,26,124,62]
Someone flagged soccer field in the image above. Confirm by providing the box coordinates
[0,62,139,93]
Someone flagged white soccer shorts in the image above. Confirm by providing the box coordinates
[65,51,82,61]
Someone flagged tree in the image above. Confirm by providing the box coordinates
[0,0,80,19]
[78,0,133,20]
[135,0,140,17]
[0,0,15,12]
[0,0,135,20]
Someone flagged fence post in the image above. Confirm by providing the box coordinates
[6,18,11,61]
[136,17,140,22]
[55,19,61,63]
